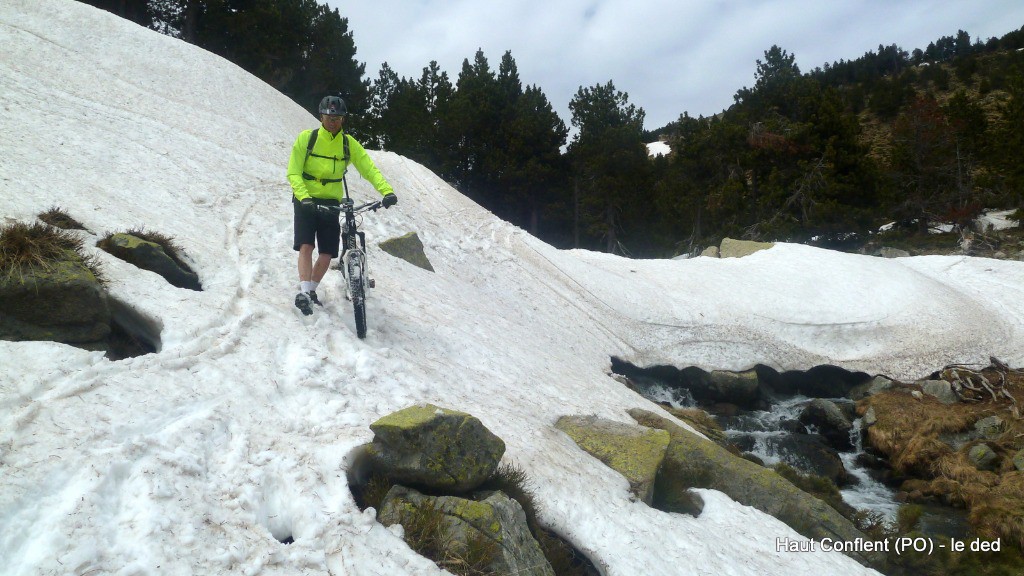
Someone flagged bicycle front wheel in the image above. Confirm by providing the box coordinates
[348,255,367,339]
[353,290,367,339]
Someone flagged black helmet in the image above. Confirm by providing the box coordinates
[319,95,347,116]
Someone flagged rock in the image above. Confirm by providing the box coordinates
[379,485,553,576]
[937,415,1005,451]
[799,399,855,451]
[0,253,110,345]
[99,233,201,290]
[973,416,1004,439]
[719,237,774,258]
[861,406,877,429]
[554,415,670,504]
[1013,449,1024,472]
[848,376,895,401]
[918,380,958,404]
[379,232,434,272]
[628,408,882,569]
[367,404,505,492]
[700,245,719,258]
[732,432,849,485]
[878,247,910,258]
[742,453,765,466]
[677,368,765,410]
[708,370,762,409]
[967,444,999,471]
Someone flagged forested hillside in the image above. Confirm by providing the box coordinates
[79,0,1024,257]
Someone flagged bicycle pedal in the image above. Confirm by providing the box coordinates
[368,278,376,288]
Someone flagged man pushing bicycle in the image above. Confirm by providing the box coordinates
[286,95,397,316]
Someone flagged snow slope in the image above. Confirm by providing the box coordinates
[4,1,1024,575]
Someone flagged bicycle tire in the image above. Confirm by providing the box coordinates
[348,254,367,339]
[353,292,367,339]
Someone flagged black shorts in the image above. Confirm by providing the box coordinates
[293,197,341,257]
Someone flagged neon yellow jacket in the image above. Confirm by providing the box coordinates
[287,128,394,201]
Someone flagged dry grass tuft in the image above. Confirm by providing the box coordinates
[931,452,999,487]
[892,435,955,476]
[0,221,104,283]
[969,472,1024,551]
[864,368,1024,561]
[38,206,86,230]
[391,495,500,576]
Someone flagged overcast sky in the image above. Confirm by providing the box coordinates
[327,1,1024,134]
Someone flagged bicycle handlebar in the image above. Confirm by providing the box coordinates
[315,199,382,215]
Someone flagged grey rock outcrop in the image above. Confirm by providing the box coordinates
[799,399,856,451]
[848,375,895,401]
[366,404,505,492]
[719,237,774,258]
[878,247,910,258]
[731,432,849,485]
[379,232,434,272]
[919,380,958,404]
[974,416,1004,439]
[379,485,554,576]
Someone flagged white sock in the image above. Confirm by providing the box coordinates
[309,281,319,292]
[301,281,315,293]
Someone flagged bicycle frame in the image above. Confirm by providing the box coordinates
[316,197,381,338]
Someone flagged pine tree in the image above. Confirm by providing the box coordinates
[568,81,648,253]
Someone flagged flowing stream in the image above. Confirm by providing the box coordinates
[638,380,901,521]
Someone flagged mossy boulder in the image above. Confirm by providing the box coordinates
[99,233,200,290]
[379,232,434,272]
[554,415,670,504]
[379,485,554,576]
[719,237,774,258]
[0,253,110,345]
[367,404,505,492]
[628,408,883,569]
[968,443,999,471]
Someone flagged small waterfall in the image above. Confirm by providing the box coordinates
[706,395,901,521]
[723,395,809,466]
[615,360,905,521]
[631,377,696,409]
[839,417,899,521]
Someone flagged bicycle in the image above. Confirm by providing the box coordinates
[316,197,382,339]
